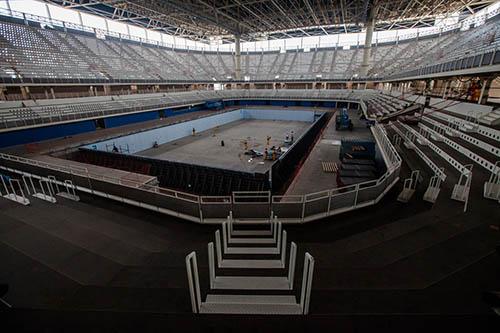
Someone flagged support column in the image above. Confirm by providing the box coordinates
[478,77,493,104]
[442,80,448,99]
[234,35,242,81]
[103,85,111,96]
[0,86,6,101]
[20,86,29,100]
[360,5,377,77]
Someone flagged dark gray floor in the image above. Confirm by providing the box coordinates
[0,153,498,316]
[138,119,311,173]
[286,108,372,194]
[1,109,500,331]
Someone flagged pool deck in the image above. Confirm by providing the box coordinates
[286,108,373,195]
[138,119,311,174]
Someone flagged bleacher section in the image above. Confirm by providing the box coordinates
[0,89,366,131]
[387,17,500,79]
[0,15,499,84]
[381,90,500,204]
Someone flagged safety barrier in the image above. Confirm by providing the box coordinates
[22,175,56,203]
[76,148,270,196]
[271,112,329,192]
[423,169,444,204]
[397,170,420,203]
[1,175,29,205]
[399,122,472,211]
[418,122,500,174]
[0,124,401,223]
[389,121,447,181]
[484,161,500,201]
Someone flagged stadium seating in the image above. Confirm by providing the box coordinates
[0,89,371,130]
[0,15,499,84]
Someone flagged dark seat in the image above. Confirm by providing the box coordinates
[483,291,500,309]
[0,284,7,298]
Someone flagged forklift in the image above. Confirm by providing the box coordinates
[335,108,353,131]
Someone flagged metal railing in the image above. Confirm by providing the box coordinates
[1,89,368,131]
[0,124,401,223]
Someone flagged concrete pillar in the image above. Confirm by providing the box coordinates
[478,77,493,104]
[103,85,111,95]
[234,35,242,81]
[442,80,448,99]
[0,86,6,101]
[360,5,377,77]
[20,86,29,100]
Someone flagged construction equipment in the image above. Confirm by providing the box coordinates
[335,108,353,131]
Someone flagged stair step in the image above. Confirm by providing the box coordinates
[212,276,291,290]
[200,302,302,315]
[220,258,283,269]
[225,246,280,255]
[206,294,296,304]
[229,237,276,244]
[231,230,272,236]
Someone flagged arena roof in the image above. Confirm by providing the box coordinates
[45,0,497,41]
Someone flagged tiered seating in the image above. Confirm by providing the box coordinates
[1,15,498,83]
[0,21,104,80]
[385,90,500,205]
[385,18,500,79]
[0,89,374,130]
[363,93,409,119]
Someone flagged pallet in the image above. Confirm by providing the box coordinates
[322,161,339,173]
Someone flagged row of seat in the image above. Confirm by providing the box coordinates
[386,100,500,204]
[0,89,373,130]
[0,16,499,82]
[388,18,500,79]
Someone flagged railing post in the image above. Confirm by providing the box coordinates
[301,197,306,222]
[354,184,360,206]
[198,197,203,223]
[208,242,215,289]
[326,190,332,215]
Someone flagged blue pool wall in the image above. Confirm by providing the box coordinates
[84,109,317,153]
[0,99,358,148]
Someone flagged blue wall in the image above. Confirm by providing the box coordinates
[241,109,315,122]
[0,120,96,148]
[104,111,159,128]
[1,98,353,148]
[238,100,269,106]
[164,104,204,117]
[85,109,243,153]
[85,109,317,153]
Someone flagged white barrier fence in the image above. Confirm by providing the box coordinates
[0,124,401,223]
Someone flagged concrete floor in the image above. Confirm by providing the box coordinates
[286,109,373,195]
[138,119,311,173]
